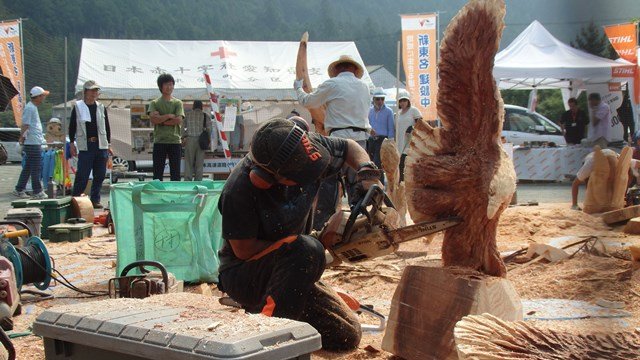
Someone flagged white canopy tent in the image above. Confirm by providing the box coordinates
[493,20,636,91]
[76,39,374,101]
[493,21,638,135]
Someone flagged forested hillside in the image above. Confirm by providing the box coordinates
[0,0,637,126]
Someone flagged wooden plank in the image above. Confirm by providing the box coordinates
[601,205,640,225]
[624,217,640,234]
[381,266,522,360]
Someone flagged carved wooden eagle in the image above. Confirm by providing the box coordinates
[455,313,640,359]
[405,0,516,277]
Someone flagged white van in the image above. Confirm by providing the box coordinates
[0,128,22,163]
[502,105,566,146]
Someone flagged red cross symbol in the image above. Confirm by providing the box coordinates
[210,46,237,59]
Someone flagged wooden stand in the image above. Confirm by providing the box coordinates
[381,266,522,360]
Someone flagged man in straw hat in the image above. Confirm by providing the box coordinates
[294,55,374,229]
[217,117,382,351]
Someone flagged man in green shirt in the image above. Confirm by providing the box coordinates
[149,74,185,181]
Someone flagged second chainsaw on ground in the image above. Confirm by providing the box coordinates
[320,185,461,266]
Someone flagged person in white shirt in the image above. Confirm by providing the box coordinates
[395,90,423,181]
[294,55,371,146]
[13,86,49,199]
[294,55,373,229]
[587,93,611,148]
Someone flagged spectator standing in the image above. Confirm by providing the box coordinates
[367,88,394,171]
[68,80,112,208]
[182,100,211,181]
[149,74,184,181]
[13,86,49,199]
[559,97,588,145]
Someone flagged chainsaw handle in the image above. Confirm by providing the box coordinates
[345,184,389,238]
[120,260,169,294]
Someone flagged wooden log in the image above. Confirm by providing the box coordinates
[380,139,407,227]
[601,205,640,225]
[295,32,327,135]
[455,313,640,359]
[381,266,522,360]
[404,0,514,277]
[624,217,640,234]
[583,146,632,214]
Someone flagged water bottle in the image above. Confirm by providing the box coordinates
[47,177,57,199]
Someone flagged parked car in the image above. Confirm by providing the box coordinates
[0,127,22,162]
[502,105,566,146]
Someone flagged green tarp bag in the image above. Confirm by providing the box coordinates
[110,180,225,283]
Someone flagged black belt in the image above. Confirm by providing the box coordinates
[328,127,367,135]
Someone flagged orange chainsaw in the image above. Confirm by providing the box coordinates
[319,185,461,266]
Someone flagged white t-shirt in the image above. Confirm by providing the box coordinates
[395,106,422,154]
[576,149,617,181]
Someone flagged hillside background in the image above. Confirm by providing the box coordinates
[1,0,639,125]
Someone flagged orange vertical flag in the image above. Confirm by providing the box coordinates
[0,20,25,126]
[401,14,438,121]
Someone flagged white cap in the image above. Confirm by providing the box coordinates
[372,87,385,98]
[30,86,50,98]
[83,80,100,90]
[49,117,61,124]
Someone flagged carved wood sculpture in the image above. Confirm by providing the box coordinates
[583,146,632,214]
[380,139,407,227]
[455,313,640,359]
[404,0,515,277]
[296,32,327,135]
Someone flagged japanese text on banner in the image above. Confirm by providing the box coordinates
[0,20,25,126]
[401,14,438,121]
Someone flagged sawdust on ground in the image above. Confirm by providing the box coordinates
[9,203,640,359]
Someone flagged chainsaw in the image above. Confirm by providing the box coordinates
[319,184,461,266]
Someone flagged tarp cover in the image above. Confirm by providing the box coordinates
[76,39,373,100]
[494,21,635,89]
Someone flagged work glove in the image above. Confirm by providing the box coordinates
[293,79,304,90]
[355,167,383,196]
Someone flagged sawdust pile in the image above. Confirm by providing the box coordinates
[498,205,610,243]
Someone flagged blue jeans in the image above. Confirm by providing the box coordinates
[15,145,43,193]
[72,142,108,203]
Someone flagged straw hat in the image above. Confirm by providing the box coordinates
[327,55,364,79]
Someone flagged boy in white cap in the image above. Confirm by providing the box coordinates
[13,86,49,199]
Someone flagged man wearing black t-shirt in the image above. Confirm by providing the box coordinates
[68,80,112,208]
[559,97,588,145]
[217,118,380,351]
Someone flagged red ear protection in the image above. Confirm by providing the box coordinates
[249,166,277,189]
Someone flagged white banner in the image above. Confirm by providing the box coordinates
[76,39,371,94]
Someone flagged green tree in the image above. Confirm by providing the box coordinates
[570,20,617,59]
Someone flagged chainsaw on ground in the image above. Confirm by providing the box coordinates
[319,184,461,266]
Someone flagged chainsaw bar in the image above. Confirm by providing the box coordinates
[387,217,462,244]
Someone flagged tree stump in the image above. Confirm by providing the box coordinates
[381,266,522,360]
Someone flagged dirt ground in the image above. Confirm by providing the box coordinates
[6,202,640,359]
